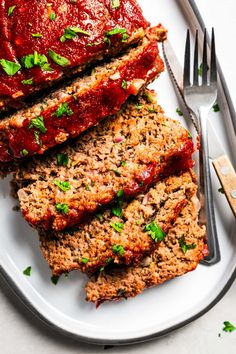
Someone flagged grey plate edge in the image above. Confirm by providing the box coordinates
[1,0,236,346]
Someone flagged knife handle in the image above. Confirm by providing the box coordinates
[212,155,236,217]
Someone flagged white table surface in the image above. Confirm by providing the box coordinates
[0,1,235,353]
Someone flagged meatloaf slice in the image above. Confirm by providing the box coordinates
[85,196,207,304]
[0,0,155,111]
[14,90,195,231]
[0,29,165,165]
[40,171,196,275]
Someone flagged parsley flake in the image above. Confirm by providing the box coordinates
[218,187,225,194]
[111,205,123,218]
[23,266,32,276]
[60,27,90,43]
[56,153,69,166]
[116,189,124,198]
[20,149,29,156]
[8,5,16,16]
[28,116,47,133]
[198,63,203,76]
[112,244,124,256]
[51,275,59,285]
[96,213,104,222]
[110,169,121,176]
[104,28,129,45]
[21,77,34,85]
[179,236,196,254]
[52,102,73,118]
[50,12,56,21]
[213,103,220,112]
[121,79,127,90]
[176,107,183,116]
[111,0,120,9]
[48,49,70,67]
[55,203,69,214]
[31,33,43,38]
[21,51,53,72]
[0,59,21,76]
[53,180,71,192]
[80,257,89,264]
[145,221,166,242]
[223,321,236,332]
[110,222,124,233]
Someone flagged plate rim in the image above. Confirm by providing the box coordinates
[1,263,235,345]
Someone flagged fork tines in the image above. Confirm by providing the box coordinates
[184,28,217,87]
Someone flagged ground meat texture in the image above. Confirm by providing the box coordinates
[0,0,152,111]
[14,90,195,232]
[85,197,207,304]
[39,171,196,275]
[0,28,166,165]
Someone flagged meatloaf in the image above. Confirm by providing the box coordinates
[85,196,207,304]
[14,90,195,231]
[0,0,153,111]
[0,29,165,166]
[40,171,196,275]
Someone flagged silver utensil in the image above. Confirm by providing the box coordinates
[183,28,220,264]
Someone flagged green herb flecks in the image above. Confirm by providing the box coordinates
[188,131,193,139]
[121,161,126,167]
[145,221,166,243]
[179,236,196,254]
[218,187,225,194]
[60,26,90,43]
[55,203,69,214]
[117,288,126,297]
[147,107,157,113]
[198,63,203,76]
[23,266,32,276]
[213,103,220,112]
[50,12,56,21]
[104,28,129,45]
[110,169,121,176]
[110,222,124,233]
[48,49,70,67]
[223,321,236,333]
[116,190,124,198]
[56,153,69,166]
[21,51,53,72]
[52,102,73,118]
[21,77,34,85]
[112,244,124,256]
[96,213,104,222]
[111,0,120,9]
[20,149,29,156]
[8,5,16,16]
[80,257,89,264]
[121,80,127,90]
[28,116,47,133]
[0,59,21,76]
[31,33,43,38]
[53,180,71,192]
[51,275,59,285]
[176,107,183,116]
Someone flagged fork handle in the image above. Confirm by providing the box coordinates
[197,107,221,265]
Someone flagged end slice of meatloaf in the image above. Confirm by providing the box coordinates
[0,0,156,111]
[85,196,207,304]
[39,171,197,275]
[14,90,195,231]
[0,28,165,166]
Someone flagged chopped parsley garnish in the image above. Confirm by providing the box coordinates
[56,153,69,166]
[20,149,29,156]
[21,51,53,72]
[145,221,166,242]
[121,79,127,90]
[23,266,32,276]
[116,190,124,198]
[111,0,120,9]
[8,5,16,16]
[117,288,126,296]
[111,205,122,218]
[145,92,155,103]
[80,257,89,264]
[28,116,47,133]
[106,257,113,264]
[48,49,70,67]
[21,77,34,85]
[147,107,157,113]
[51,275,59,285]
[112,244,124,256]
[60,27,90,42]
[176,107,183,116]
[121,161,126,167]
[223,321,236,333]
[85,183,90,191]
[55,203,69,214]
[110,169,121,176]
[188,131,193,139]
[52,102,73,117]
[31,33,43,38]
[135,104,143,110]
[0,59,21,76]
[139,181,144,187]
[49,12,56,21]
[179,236,196,254]
[53,180,71,192]
[213,103,220,112]
[110,222,124,233]
[104,28,129,45]
[218,187,225,194]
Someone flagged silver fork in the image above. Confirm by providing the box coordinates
[183,29,220,265]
